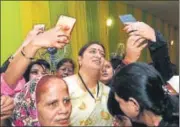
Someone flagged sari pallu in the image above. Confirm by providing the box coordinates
[11,78,40,126]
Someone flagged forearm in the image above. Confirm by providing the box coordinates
[148,31,167,52]
[4,42,40,87]
[13,40,30,57]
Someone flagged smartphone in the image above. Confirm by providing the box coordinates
[56,15,76,35]
[48,15,76,54]
[119,14,136,24]
[119,14,148,45]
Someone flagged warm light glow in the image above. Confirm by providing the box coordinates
[170,40,174,45]
[106,18,112,26]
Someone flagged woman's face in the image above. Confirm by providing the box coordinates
[114,93,139,120]
[100,60,113,84]
[37,79,72,126]
[29,64,49,81]
[57,62,74,78]
[78,44,105,70]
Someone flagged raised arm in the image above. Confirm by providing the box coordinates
[0,26,43,73]
[114,34,147,73]
[148,31,173,81]
[123,22,173,81]
[4,26,70,87]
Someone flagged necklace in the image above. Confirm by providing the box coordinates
[78,73,100,102]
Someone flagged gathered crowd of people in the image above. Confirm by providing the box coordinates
[0,16,179,127]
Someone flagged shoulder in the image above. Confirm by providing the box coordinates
[63,74,78,85]
[1,73,26,96]
[99,81,110,91]
[63,74,80,95]
[99,81,110,97]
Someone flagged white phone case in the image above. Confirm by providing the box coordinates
[56,15,76,35]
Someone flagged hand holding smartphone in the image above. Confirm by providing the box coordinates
[119,14,136,24]
[33,24,45,31]
[47,15,76,54]
[119,14,149,46]
[56,15,76,35]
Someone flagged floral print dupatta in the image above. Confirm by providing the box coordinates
[12,78,40,126]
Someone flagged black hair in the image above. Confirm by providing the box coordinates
[23,59,50,82]
[56,58,75,70]
[78,41,105,57]
[108,62,177,121]
[110,55,124,70]
[107,90,125,116]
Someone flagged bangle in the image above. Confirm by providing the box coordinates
[21,47,34,60]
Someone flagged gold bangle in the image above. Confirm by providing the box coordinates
[21,47,34,60]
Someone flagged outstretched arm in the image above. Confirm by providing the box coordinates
[123,21,173,81]
[4,26,70,87]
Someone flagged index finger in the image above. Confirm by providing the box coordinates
[138,41,148,51]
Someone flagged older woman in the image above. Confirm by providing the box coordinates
[108,62,179,126]
[12,75,72,126]
[63,42,113,126]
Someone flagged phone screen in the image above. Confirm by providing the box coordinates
[119,14,136,24]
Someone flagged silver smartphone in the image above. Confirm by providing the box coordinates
[119,14,136,24]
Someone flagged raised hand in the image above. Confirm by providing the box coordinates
[0,95,15,120]
[23,25,45,47]
[31,25,70,49]
[13,25,45,57]
[123,22,156,42]
[124,35,148,63]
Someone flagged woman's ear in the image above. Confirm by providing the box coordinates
[128,97,140,113]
